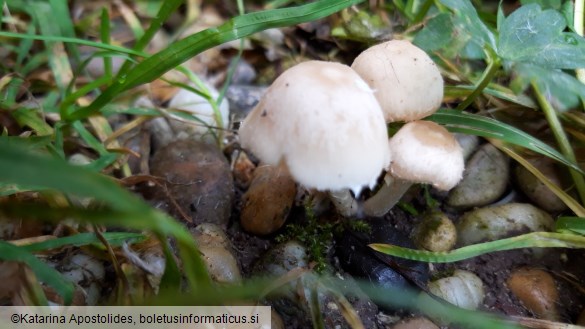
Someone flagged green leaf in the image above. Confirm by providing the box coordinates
[555,217,585,235]
[439,0,496,50]
[0,241,74,304]
[560,0,575,32]
[520,0,561,10]
[510,63,585,111]
[427,109,585,175]
[413,13,454,52]
[498,4,585,69]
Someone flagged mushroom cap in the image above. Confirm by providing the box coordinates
[388,121,463,190]
[351,40,444,122]
[239,61,390,193]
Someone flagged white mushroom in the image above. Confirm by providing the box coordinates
[388,121,464,190]
[363,121,464,216]
[344,40,462,217]
[239,60,390,196]
[351,40,443,122]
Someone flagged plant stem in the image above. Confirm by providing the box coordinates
[532,82,585,206]
[456,50,501,111]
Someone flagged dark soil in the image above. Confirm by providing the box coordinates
[224,184,585,327]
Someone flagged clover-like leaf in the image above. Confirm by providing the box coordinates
[439,0,497,51]
[510,63,585,111]
[498,3,585,69]
[414,13,454,52]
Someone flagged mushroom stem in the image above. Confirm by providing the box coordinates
[328,189,360,218]
[363,175,412,217]
[327,175,412,218]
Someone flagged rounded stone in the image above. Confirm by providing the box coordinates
[240,165,297,235]
[457,203,554,246]
[448,143,510,209]
[506,268,559,321]
[514,158,568,212]
[192,223,241,283]
[149,140,234,228]
[413,211,457,252]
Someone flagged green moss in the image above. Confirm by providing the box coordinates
[276,203,370,273]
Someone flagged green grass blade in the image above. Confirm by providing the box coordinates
[427,109,585,175]
[0,240,74,304]
[115,0,183,78]
[71,121,109,156]
[0,31,147,57]
[158,235,183,294]
[370,232,585,263]
[67,0,365,121]
[0,202,212,290]
[60,75,111,115]
[12,108,54,136]
[100,8,113,78]
[15,24,36,68]
[555,217,585,235]
[48,0,80,63]
[31,2,72,91]
[21,232,146,252]
[0,138,144,212]
[532,81,585,204]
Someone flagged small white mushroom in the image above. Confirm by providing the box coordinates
[333,40,454,217]
[239,60,390,195]
[351,40,444,122]
[363,121,464,216]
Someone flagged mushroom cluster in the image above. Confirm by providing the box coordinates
[239,40,464,218]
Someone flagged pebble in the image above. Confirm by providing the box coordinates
[230,60,257,85]
[251,241,310,326]
[192,223,241,283]
[454,133,480,160]
[448,143,510,208]
[513,158,568,212]
[457,203,554,246]
[0,219,15,240]
[148,140,234,228]
[49,252,105,305]
[426,269,485,310]
[506,268,559,321]
[413,211,457,252]
[226,85,267,121]
[240,165,296,235]
[253,240,308,277]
